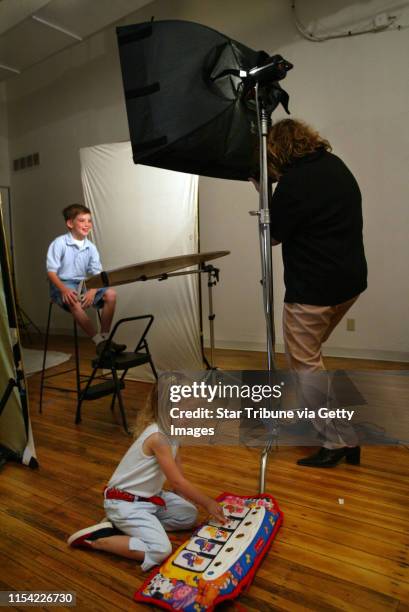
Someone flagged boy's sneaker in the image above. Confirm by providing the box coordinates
[67,521,120,549]
[111,340,126,353]
[96,340,126,356]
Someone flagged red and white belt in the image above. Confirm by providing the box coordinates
[103,486,166,507]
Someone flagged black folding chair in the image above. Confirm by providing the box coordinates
[75,315,157,433]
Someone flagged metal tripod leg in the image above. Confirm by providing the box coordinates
[259,438,274,493]
[39,302,52,413]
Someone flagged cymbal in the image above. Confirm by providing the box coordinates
[86,251,230,289]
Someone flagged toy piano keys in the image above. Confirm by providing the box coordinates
[134,493,283,611]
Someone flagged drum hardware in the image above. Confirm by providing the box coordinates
[155,264,219,370]
[86,253,229,370]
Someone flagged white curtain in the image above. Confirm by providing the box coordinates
[80,142,202,380]
[0,197,36,466]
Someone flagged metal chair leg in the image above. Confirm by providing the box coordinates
[139,339,157,380]
[40,301,85,418]
[75,364,97,424]
[39,302,52,413]
[149,357,158,380]
[111,367,129,434]
[145,341,158,379]
[110,391,117,412]
[75,396,82,424]
[73,320,81,403]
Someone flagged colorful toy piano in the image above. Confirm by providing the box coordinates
[134,492,283,610]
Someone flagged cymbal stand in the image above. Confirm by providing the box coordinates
[206,265,218,369]
[155,264,219,369]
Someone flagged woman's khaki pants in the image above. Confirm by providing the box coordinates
[283,296,359,449]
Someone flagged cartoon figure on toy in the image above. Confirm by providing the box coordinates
[182,552,206,568]
[202,526,228,540]
[168,582,198,610]
[146,573,175,598]
[195,538,216,553]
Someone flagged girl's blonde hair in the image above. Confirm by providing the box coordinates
[267,119,331,180]
[133,383,158,439]
[133,379,173,439]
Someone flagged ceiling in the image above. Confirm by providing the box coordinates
[0,0,154,82]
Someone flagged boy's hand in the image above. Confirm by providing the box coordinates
[81,289,97,309]
[61,286,78,307]
[206,499,226,524]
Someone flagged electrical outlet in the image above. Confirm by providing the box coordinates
[346,318,355,332]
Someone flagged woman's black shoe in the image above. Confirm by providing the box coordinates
[297,446,361,468]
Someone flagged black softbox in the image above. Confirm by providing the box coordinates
[116,20,290,181]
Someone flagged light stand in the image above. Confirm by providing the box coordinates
[115,19,293,491]
[251,90,275,371]
[243,57,293,492]
[252,90,276,493]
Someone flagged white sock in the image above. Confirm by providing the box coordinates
[100,332,109,340]
[92,333,104,345]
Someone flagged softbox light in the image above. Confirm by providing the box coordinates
[116,20,290,180]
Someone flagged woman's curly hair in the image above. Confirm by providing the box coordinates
[267,119,331,180]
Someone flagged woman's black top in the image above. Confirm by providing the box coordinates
[270,149,367,306]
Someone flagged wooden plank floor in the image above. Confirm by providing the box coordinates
[1,335,408,611]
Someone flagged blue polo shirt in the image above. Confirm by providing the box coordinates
[46,232,102,281]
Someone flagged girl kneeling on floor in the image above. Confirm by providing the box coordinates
[67,381,225,571]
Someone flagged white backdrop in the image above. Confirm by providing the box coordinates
[80,142,202,380]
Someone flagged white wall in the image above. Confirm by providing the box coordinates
[199,0,409,361]
[4,0,409,360]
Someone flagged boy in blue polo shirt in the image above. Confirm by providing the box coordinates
[46,204,125,355]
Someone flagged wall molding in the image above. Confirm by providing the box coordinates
[204,338,409,364]
[47,328,409,363]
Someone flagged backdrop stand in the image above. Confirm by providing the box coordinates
[0,194,37,469]
[0,185,42,343]
[17,303,43,343]
[0,378,17,418]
